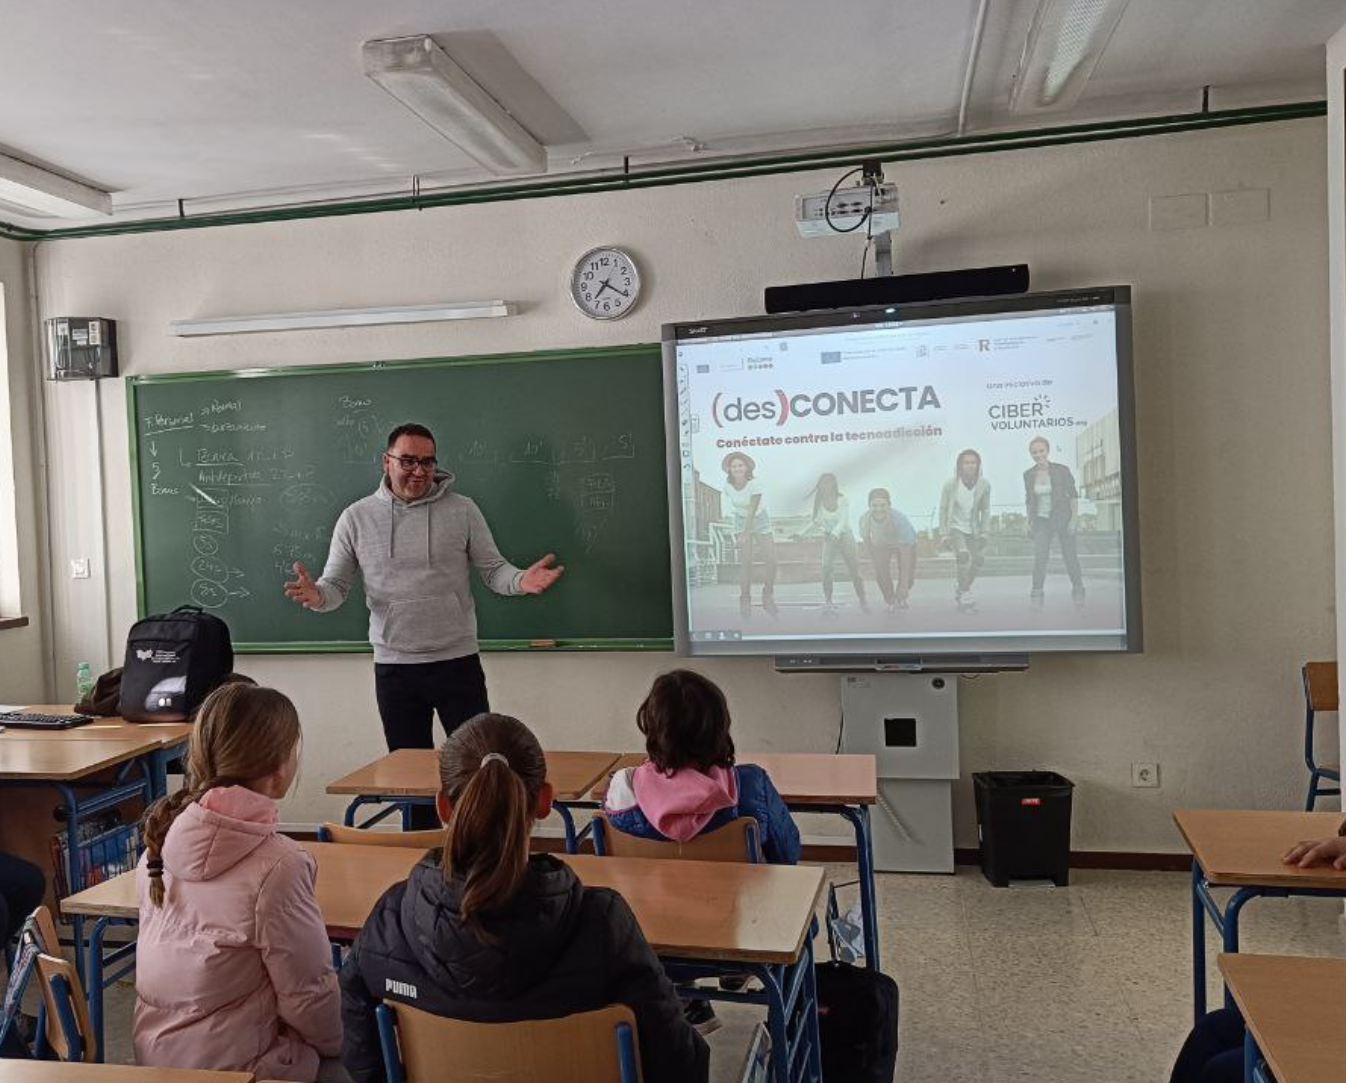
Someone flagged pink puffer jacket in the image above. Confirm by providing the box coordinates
[133,786,342,1081]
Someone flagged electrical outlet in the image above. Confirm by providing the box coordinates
[1131,762,1160,788]
[69,557,90,579]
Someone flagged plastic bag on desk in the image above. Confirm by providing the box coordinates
[826,880,866,965]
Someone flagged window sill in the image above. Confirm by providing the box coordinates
[0,616,30,631]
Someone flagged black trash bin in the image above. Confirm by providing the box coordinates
[973,771,1074,887]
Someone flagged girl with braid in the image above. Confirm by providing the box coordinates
[133,684,343,1082]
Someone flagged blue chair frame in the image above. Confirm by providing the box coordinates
[1302,662,1340,810]
[374,1002,640,1083]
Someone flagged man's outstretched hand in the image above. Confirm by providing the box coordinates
[520,554,565,595]
[284,561,322,609]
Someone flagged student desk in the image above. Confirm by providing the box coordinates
[561,854,825,1083]
[327,749,623,851]
[1219,953,1346,1083]
[1,707,193,801]
[0,731,158,979]
[1174,808,1346,1022]
[64,844,825,1082]
[1,1065,253,1082]
[594,751,882,969]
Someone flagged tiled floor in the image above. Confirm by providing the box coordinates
[61,864,1346,1082]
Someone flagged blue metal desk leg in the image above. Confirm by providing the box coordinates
[839,804,880,970]
[1192,862,1206,1022]
[753,963,792,1083]
[555,803,578,853]
[1243,1027,1256,1083]
[800,935,823,1082]
[86,917,111,1062]
[1221,889,1256,1012]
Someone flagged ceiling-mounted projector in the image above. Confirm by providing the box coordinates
[795,181,899,238]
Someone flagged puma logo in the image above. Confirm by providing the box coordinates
[385,978,417,999]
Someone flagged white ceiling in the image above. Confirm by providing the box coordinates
[0,0,1342,229]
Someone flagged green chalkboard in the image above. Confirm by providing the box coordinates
[127,345,673,652]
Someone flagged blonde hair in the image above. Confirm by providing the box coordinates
[140,684,301,906]
[438,713,547,940]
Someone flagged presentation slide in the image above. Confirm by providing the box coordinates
[666,290,1138,656]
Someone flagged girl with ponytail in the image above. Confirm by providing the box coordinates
[339,712,709,1083]
[133,684,342,1081]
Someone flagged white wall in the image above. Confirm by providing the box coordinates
[1328,19,1346,814]
[28,117,1334,850]
[0,236,49,702]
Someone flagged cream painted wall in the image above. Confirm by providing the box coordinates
[0,237,48,701]
[28,118,1334,850]
[1328,24,1346,816]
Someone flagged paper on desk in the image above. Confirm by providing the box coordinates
[0,705,30,712]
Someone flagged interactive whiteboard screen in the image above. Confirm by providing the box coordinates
[664,287,1140,658]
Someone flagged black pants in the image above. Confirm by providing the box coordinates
[1031,517,1084,592]
[0,850,45,950]
[374,654,490,829]
[1169,1007,1244,1083]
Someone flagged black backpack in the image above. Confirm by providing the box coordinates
[117,606,234,722]
[816,961,900,1083]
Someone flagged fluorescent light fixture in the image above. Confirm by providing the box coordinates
[0,151,111,217]
[362,35,546,176]
[1009,0,1131,114]
[171,301,515,337]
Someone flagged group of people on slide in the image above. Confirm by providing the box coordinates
[722,434,1090,619]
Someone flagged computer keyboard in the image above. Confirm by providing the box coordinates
[0,711,94,728]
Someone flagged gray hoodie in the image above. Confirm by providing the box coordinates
[313,470,524,663]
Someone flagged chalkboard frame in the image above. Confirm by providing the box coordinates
[126,344,675,654]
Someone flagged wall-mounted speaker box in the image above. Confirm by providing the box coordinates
[45,317,118,381]
[763,264,1030,314]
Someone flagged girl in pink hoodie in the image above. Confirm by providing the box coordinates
[133,684,343,1081]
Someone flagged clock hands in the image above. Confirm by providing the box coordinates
[595,276,630,300]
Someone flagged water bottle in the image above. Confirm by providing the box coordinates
[76,661,95,703]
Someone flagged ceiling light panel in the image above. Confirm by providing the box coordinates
[1009,0,1131,115]
[362,36,547,176]
[0,151,111,217]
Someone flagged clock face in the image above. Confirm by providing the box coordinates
[570,246,641,320]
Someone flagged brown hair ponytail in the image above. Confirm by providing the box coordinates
[140,683,301,906]
[438,713,547,939]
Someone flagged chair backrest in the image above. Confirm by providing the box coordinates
[35,951,96,1062]
[593,812,761,863]
[378,1000,642,1083]
[28,905,60,955]
[1304,661,1339,713]
[319,822,445,848]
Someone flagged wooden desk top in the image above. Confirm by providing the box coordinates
[62,841,423,940]
[0,706,192,748]
[64,842,823,965]
[1173,809,1346,889]
[1220,953,1346,1083]
[0,735,162,780]
[1,1063,253,1082]
[592,751,878,805]
[560,854,823,964]
[327,749,622,801]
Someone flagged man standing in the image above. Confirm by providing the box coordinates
[858,487,919,612]
[284,423,562,825]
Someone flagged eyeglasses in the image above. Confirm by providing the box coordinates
[388,455,438,472]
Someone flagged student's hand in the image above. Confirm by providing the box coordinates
[1282,835,1346,868]
[283,562,322,609]
[520,554,565,594]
